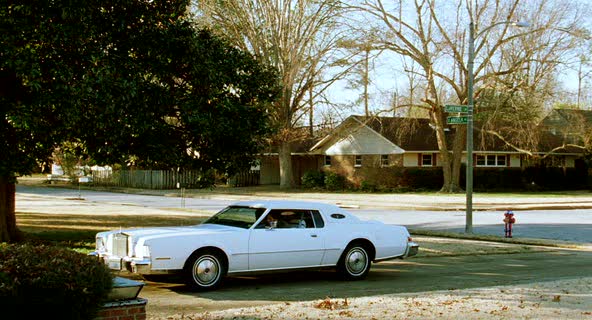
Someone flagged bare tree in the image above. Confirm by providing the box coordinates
[575,51,592,109]
[336,35,386,117]
[350,0,588,192]
[194,0,348,188]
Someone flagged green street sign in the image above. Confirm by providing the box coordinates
[447,116,468,124]
[444,104,470,113]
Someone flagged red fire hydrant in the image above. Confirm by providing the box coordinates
[503,210,516,238]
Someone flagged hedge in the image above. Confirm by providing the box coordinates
[0,244,113,319]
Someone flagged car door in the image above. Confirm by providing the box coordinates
[248,209,325,271]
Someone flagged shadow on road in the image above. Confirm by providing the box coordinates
[141,250,591,306]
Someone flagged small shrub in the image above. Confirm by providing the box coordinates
[360,180,377,192]
[324,171,346,191]
[0,244,113,320]
[392,186,411,193]
[301,171,325,188]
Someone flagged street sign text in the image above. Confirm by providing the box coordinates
[447,116,468,124]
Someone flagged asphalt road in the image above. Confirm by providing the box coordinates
[138,249,592,318]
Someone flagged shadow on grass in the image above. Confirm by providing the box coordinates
[16,212,207,252]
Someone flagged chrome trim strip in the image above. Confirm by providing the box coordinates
[250,248,323,255]
[228,264,336,274]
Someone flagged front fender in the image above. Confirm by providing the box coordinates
[145,234,247,271]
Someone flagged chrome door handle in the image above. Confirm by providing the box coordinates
[311,234,318,238]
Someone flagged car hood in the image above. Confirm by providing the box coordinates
[99,223,241,240]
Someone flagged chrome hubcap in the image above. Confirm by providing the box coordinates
[346,248,368,275]
[193,255,219,286]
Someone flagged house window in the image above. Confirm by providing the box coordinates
[476,155,486,166]
[381,155,389,167]
[476,154,507,167]
[355,155,362,167]
[324,156,331,166]
[421,154,433,166]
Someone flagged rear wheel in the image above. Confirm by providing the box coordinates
[337,243,371,280]
[184,250,226,291]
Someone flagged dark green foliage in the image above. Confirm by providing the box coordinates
[521,167,589,190]
[401,168,443,190]
[359,180,377,192]
[466,166,589,191]
[1,0,278,179]
[469,168,524,191]
[301,171,325,188]
[324,171,347,191]
[0,244,113,319]
[1,0,279,241]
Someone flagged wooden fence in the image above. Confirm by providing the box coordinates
[228,170,260,187]
[92,170,203,189]
[92,169,260,189]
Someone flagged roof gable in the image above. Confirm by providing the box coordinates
[324,121,404,155]
[355,116,443,151]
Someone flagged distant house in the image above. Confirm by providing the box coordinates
[306,115,523,187]
[533,109,592,169]
[258,110,591,188]
[258,137,322,185]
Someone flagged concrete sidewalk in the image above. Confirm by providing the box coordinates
[17,177,592,211]
[129,186,592,211]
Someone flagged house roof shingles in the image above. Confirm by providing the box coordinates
[272,109,591,156]
[351,115,518,152]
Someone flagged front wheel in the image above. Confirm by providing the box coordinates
[337,244,371,280]
[184,250,226,291]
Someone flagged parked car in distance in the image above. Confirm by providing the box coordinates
[91,200,419,291]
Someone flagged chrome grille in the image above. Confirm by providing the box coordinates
[112,233,128,257]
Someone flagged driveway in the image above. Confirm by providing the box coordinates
[140,249,592,319]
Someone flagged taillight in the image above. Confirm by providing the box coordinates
[407,236,413,242]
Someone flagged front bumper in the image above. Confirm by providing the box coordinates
[90,251,162,275]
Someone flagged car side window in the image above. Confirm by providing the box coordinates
[311,210,324,228]
[255,210,317,229]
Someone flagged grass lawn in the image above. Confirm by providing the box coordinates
[17,212,207,253]
[16,211,558,258]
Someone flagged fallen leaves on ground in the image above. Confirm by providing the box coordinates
[314,297,349,310]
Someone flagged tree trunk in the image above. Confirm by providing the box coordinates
[0,176,20,243]
[431,107,463,193]
[435,128,464,193]
[278,142,294,188]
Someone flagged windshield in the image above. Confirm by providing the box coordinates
[202,206,266,229]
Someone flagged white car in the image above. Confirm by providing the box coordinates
[91,200,418,291]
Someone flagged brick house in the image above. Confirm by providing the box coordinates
[308,115,526,187]
[257,137,321,185]
[258,110,591,188]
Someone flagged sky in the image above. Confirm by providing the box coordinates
[322,0,592,122]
